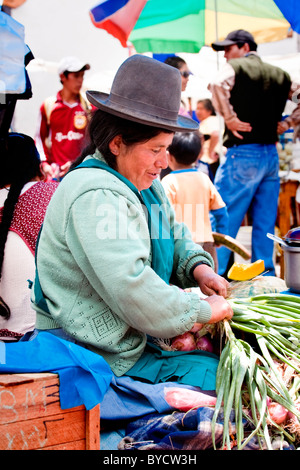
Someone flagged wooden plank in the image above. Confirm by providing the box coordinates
[0,373,84,424]
[0,373,101,451]
[42,440,86,450]
[0,373,56,387]
[278,181,298,238]
[85,405,100,450]
[277,180,299,278]
[0,409,86,450]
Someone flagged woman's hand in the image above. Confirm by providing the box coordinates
[193,263,229,297]
[204,294,233,324]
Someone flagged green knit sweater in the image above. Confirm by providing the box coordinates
[32,151,213,376]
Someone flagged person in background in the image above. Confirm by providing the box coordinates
[36,56,92,181]
[209,29,300,277]
[0,133,58,341]
[196,98,224,179]
[161,131,228,272]
[30,55,232,387]
[161,55,193,180]
[164,55,192,117]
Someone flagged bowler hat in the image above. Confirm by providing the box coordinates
[211,29,257,51]
[86,55,198,132]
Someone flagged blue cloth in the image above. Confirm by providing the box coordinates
[0,332,112,410]
[101,429,126,450]
[214,143,280,276]
[101,376,174,420]
[117,409,265,450]
[280,290,300,296]
[100,375,208,421]
[0,11,28,95]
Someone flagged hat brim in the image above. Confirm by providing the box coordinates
[86,90,199,133]
[59,64,90,74]
[211,39,237,51]
[78,64,90,72]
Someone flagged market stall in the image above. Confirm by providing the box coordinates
[276,132,300,276]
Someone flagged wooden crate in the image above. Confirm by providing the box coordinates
[0,373,100,450]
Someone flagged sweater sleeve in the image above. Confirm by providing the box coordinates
[64,188,212,339]
[210,206,229,235]
[35,103,51,163]
[208,62,237,123]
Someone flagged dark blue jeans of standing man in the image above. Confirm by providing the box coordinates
[214,143,280,276]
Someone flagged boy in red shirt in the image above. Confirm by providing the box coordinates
[36,56,92,180]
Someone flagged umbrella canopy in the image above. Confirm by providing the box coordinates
[89,0,147,47]
[90,0,291,54]
[273,0,300,34]
[129,0,290,53]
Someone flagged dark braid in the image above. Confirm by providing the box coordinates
[0,133,42,319]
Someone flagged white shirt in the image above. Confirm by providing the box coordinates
[0,183,37,340]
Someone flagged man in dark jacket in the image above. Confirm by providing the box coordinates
[209,29,300,277]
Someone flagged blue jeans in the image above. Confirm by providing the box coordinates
[214,143,280,276]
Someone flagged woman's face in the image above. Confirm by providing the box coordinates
[179,63,191,92]
[113,132,173,191]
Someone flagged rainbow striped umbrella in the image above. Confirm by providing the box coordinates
[90,0,292,54]
[273,0,300,34]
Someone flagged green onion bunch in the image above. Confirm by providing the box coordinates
[213,293,300,450]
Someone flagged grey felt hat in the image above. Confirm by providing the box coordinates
[86,54,199,132]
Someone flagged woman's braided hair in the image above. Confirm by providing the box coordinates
[0,133,42,319]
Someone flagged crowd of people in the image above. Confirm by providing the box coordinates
[1,28,300,449]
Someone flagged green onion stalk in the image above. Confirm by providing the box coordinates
[213,293,300,450]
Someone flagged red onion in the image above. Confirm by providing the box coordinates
[171,332,196,351]
[189,323,204,333]
[195,335,214,353]
[268,402,288,424]
[286,401,300,430]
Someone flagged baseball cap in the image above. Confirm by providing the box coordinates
[58,56,90,75]
[211,30,257,51]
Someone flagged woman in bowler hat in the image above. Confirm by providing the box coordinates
[30,55,232,387]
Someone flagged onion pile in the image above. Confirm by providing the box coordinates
[171,323,215,353]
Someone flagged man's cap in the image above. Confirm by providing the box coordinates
[211,30,257,51]
[58,56,90,75]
